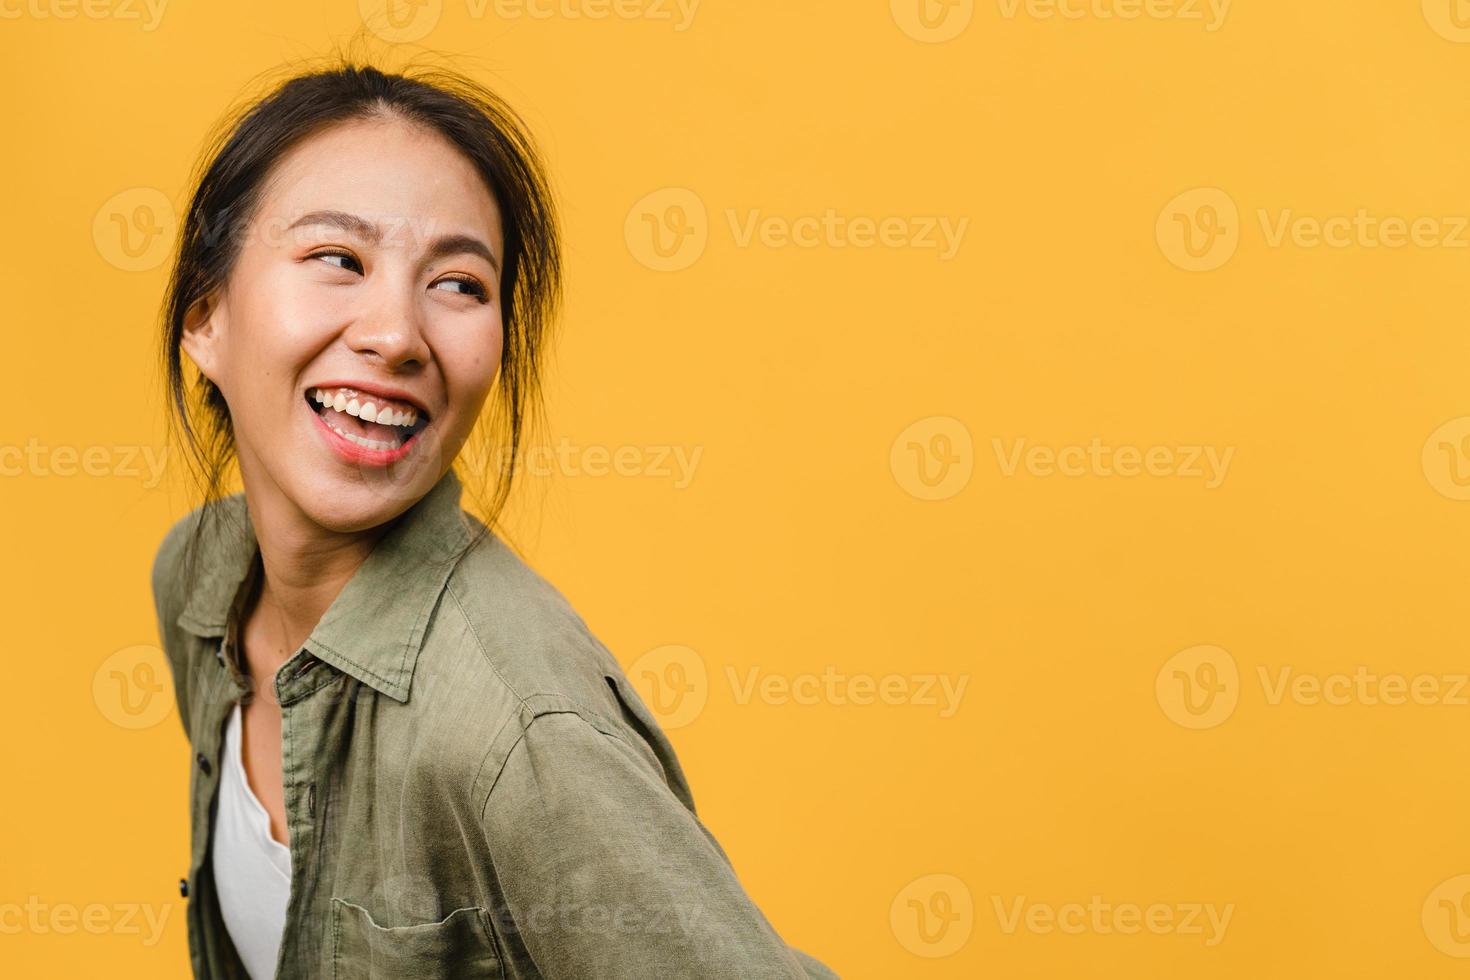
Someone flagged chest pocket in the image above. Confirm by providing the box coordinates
[331,898,502,979]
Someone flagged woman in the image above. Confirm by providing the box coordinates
[150,60,835,979]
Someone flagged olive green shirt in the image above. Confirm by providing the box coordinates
[151,467,836,979]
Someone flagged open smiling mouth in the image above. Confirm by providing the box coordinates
[305,385,431,460]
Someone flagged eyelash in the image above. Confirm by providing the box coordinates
[308,250,489,305]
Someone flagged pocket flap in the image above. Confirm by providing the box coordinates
[331,898,500,979]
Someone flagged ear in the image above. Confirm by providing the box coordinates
[179,292,225,385]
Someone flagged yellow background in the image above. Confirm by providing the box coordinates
[5,0,1470,976]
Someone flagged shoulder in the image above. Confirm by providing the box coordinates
[150,493,248,739]
[151,493,248,608]
[417,525,694,811]
[151,493,252,672]
[438,528,625,720]
[150,501,197,603]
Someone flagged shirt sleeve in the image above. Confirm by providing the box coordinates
[480,710,830,979]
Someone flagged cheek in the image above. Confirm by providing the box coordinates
[224,263,341,376]
[439,314,505,412]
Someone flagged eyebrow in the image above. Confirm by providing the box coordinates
[287,210,500,275]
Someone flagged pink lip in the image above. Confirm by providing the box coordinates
[305,388,427,468]
[309,408,421,466]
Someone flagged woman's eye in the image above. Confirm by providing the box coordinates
[310,251,363,274]
[432,276,488,303]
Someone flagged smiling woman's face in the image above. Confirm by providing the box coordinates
[182,114,505,533]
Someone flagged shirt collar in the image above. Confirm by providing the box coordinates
[176,467,473,703]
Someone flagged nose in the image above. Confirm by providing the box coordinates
[341,276,431,370]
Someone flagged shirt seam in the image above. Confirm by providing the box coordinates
[448,582,536,815]
[474,710,645,825]
[392,544,464,695]
[276,663,349,707]
[448,582,637,819]
[305,637,405,699]
[446,579,626,734]
[446,581,531,708]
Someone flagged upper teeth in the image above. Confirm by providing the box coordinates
[309,387,419,427]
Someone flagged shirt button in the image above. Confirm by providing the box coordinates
[196,752,212,777]
[178,878,189,898]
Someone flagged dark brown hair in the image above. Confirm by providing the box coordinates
[161,59,561,571]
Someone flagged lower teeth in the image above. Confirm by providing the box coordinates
[326,420,402,452]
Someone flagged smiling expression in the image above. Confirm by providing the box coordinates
[181,114,506,532]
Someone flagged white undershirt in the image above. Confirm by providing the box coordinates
[213,702,291,980]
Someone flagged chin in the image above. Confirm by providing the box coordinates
[289,470,436,533]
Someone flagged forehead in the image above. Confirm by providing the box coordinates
[253,115,504,247]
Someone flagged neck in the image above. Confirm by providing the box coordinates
[240,471,390,687]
